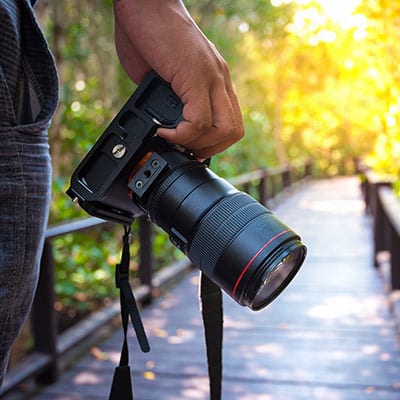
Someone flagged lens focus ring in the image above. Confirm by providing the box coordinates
[189,192,270,272]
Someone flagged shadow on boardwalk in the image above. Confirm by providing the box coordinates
[12,177,400,399]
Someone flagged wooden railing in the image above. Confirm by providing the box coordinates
[359,167,400,290]
[1,160,312,396]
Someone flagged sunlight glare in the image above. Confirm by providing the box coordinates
[143,371,156,380]
[271,0,291,6]
[71,101,81,112]
[238,21,250,33]
[316,0,362,29]
[278,0,366,43]
[386,114,396,128]
[74,371,102,385]
[74,79,86,91]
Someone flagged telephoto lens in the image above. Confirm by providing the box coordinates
[129,149,307,311]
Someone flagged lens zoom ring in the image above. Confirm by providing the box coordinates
[189,192,269,270]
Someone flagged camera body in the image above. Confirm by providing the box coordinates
[67,71,306,311]
[67,71,184,225]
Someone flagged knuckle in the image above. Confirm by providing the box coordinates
[216,58,230,80]
[193,119,212,133]
[236,124,245,140]
[227,122,244,144]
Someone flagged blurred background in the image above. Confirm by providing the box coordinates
[24,0,399,358]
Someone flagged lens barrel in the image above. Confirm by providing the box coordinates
[139,151,306,311]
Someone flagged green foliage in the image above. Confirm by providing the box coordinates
[53,227,121,311]
[152,226,185,270]
[212,105,279,177]
[357,0,400,194]
[50,178,86,224]
[366,130,400,196]
[36,0,400,315]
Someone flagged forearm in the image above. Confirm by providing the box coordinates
[113,0,244,158]
[113,0,219,85]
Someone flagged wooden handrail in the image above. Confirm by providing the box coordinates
[378,187,400,290]
[379,187,400,237]
[359,165,400,291]
[45,216,106,239]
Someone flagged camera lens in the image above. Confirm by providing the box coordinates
[186,187,306,310]
[138,151,306,311]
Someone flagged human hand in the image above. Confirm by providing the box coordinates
[113,0,244,158]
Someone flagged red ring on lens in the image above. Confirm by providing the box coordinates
[232,229,291,298]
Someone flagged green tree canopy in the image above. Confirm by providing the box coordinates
[35,0,400,221]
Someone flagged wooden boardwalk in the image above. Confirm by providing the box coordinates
[13,177,400,399]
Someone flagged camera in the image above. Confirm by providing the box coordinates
[67,71,306,311]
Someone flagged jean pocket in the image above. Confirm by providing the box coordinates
[9,0,59,134]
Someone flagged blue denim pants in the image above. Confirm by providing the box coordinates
[0,0,58,384]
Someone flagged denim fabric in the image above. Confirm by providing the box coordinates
[0,0,58,385]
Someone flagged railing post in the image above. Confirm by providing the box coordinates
[304,160,313,177]
[243,182,251,194]
[390,224,400,290]
[31,239,58,384]
[138,216,154,303]
[282,165,291,189]
[365,176,374,215]
[269,173,276,198]
[259,168,268,206]
[372,183,387,267]
[370,178,393,267]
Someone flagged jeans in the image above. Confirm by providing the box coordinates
[0,0,58,384]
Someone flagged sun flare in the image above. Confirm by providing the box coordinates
[315,0,362,28]
[273,0,367,43]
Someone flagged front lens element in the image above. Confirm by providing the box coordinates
[251,245,306,310]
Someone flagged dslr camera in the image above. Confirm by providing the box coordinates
[67,71,306,311]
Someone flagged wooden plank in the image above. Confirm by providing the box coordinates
[12,177,400,400]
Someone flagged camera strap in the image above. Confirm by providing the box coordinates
[109,225,150,400]
[200,272,223,400]
[108,227,223,400]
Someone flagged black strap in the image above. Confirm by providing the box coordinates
[109,226,150,400]
[200,272,223,400]
[108,227,224,399]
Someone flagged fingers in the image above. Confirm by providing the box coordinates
[157,74,244,158]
